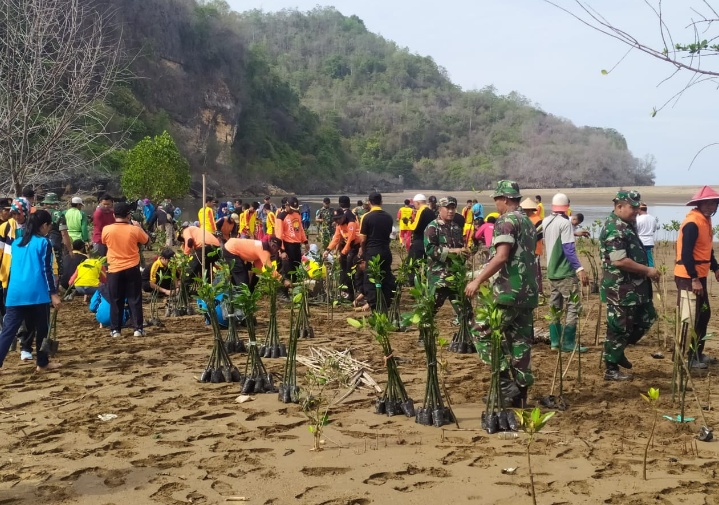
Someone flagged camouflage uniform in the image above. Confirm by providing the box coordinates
[475,183,539,391]
[424,199,466,314]
[316,206,334,249]
[600,209,656,365]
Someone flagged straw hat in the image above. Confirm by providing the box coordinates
[520,197,537,210]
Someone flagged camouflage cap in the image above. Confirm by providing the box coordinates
[438,196,458,208]
[613,189,641,208]
[491,180,522,199]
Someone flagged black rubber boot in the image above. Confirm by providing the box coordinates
[604,362,633,381]
[511,386,528,409]
[617,354,633,369]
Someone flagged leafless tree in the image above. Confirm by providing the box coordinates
[0,0,125,195]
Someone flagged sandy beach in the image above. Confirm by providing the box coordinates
[1,187,719,505]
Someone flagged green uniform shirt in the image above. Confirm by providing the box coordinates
[424,217,464,287]
[599,211,650,306]
[543,213,575,280]
[65,207,89,242]
[490,209,538,308]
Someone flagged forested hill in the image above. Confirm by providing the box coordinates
[99,0,654,193]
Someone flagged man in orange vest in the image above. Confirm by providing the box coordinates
[675,186,719,368]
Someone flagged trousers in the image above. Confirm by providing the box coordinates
[107,266,143,333]
[604,302,657,363]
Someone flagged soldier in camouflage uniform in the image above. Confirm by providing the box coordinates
[315,197,334,249]
[424,196,470,314]
[466,180,538,408]
[600,190,660,381]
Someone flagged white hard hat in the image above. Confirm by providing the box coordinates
[71,197,84,205]
[413,193,427,202]
[552,193,570,212]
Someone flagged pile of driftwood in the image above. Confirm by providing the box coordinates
[296,347,381,403]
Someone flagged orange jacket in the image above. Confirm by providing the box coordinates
[182,226,220,255]
[675,209,714,279]
[275,210,307,244]
[327,221,360,255]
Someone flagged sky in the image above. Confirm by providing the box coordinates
[225,0,719,186]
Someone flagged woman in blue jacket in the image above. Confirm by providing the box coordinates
[0,210,62,372]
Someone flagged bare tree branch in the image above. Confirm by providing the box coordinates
[0,0,127,195]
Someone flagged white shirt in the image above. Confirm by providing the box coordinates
[635,213,658,247]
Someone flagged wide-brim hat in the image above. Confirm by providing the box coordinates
[686,186,719,206]
[41,192,59,204]
[520,197,537,210]
[491,180,522,199]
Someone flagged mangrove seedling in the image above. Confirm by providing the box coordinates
[167,253,194,316]
[300,355,351,451]
[474,285,520,433]
[216,263,246,354]
[348,314,415,417]
[388,250,411,330]
[236,282,276,393]
[409,277,455,427]
[196,278,241,384]
[514,407,555,505]
[366,254,388,314]
[258,267,287,358]
[279,294,302,404]
[641,387,660,481]
[446,255,474,354]
[293,264,316,339]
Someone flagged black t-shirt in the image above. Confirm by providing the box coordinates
[452,213,465,228]
[360,207,393,250]
[412,207,436,241]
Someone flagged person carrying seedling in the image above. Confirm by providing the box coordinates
[465,180,538,408]
[142,248,177,296]
[674,186,719,368]
[102,202,150,338]
[599,190,660,381]
[0,210,62,373]
[543,193,590,353]
[222,236,284,290]
[424,197,470,313]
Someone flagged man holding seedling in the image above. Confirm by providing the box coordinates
[358,192,396,311]
[465,180,538,408]
[599,190,660,381]
[424,196,470,313]
[543,193,589,353]
[674,186,719,368]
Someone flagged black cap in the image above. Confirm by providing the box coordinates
[428,195,437,203]
[0,198,11,209]
[332,208,346,220]
[113,202,132,217]
[289,196,300,210]
[72,239,86,251]
[338,195,350,208]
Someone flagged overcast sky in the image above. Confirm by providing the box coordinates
[225,0,719,186]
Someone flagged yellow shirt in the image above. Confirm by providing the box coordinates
[266,211,276,236]
[198,206,216,233]
[74,258,104,287]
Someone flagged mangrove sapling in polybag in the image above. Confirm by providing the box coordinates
[279,298,302,403]
[216,262,246,354]
[257,268,287,358]
[366,255,388,315]
[236,282,276,394]
[446,256,474,354]
[388,252,412,331]
[196,278,241,383]
[473,286,520,433]
[408,278,455,427]
[290,265,316,340]
[348,313,414,417]
[168,254,193,316]
[39,307,60,357]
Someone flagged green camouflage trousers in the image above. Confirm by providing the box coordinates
[474,305,534,388]
[549,276,581,327]
[604,302,657,363]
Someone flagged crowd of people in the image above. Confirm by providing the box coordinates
[0,183,716,410]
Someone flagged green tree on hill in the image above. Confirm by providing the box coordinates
[121,131,191,201]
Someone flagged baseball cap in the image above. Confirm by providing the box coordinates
[613,190,641,208]
[71,196,84,205]
[338,195,350,208]
[332,208,346,220]
[413,193,427,202]
[438,197,458,208]
[113,202,132,217]
[0,198,11,209]
[551,193,570,212]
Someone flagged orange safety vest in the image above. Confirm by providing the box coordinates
[675,209,714,279]
[529,214,543,256]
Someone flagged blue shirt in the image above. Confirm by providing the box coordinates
[6,235,56,307]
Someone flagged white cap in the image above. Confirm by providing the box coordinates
[551,193,570,212]
[413,193,427,202]
[71,197,84,205]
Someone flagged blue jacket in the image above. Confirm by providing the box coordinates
[6,234,56,307]
[89,287,129,327]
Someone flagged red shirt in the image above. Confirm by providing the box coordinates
[92,207,115,243]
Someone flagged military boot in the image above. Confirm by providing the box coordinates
[561,325,588,353]
[604,362,633,381]
[549,323,562,350]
